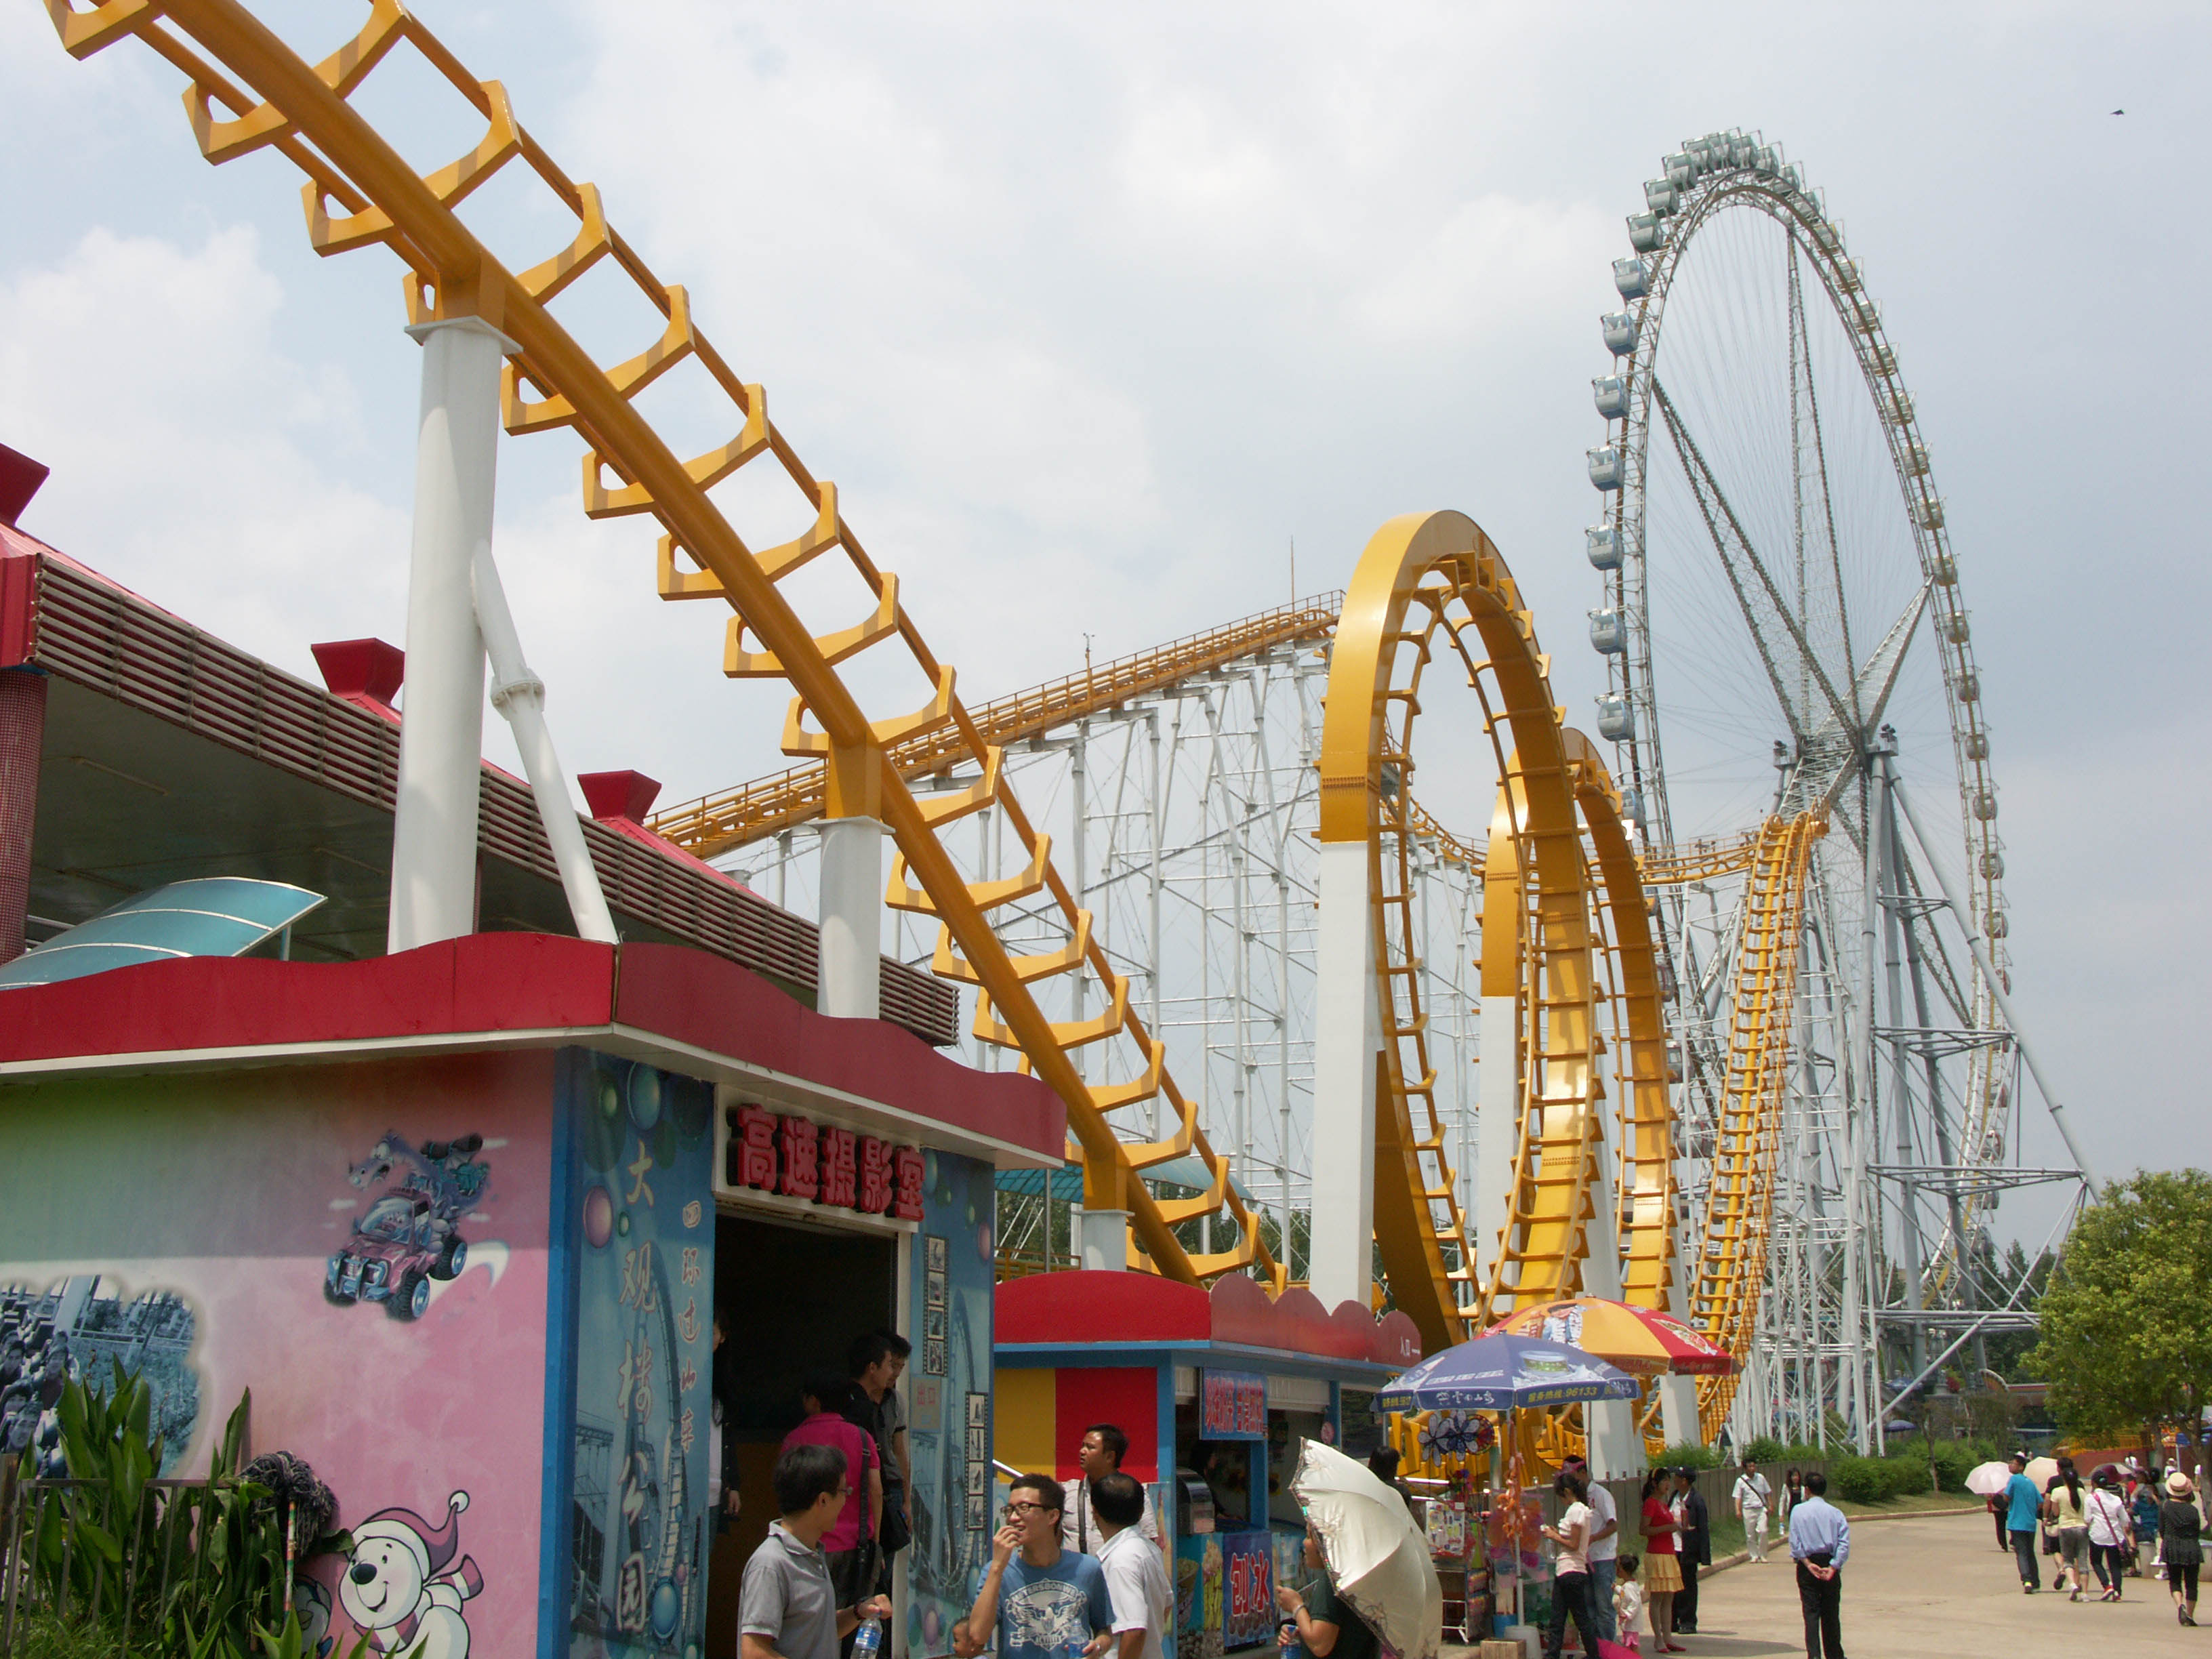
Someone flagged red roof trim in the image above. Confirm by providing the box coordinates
[0,934,1063,1162]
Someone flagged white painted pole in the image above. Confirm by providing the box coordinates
[817,816,884,1019]
[470,546,617,944]
[1311,838,1378,1309]
[388,316,510,954]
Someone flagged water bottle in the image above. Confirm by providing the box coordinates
[853,1616,884,1659]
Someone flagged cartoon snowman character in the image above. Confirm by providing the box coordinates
[338,1491,483,1659]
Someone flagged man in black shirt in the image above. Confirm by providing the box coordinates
[1673,1469,1711,1634]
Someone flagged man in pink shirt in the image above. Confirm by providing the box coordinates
[782,1374,883,1616]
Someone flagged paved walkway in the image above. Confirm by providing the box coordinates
[1644,1510,2198,1658]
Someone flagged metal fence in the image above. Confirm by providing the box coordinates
[0,1461,302,1656]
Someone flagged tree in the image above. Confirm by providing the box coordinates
[2029,1169,2212,1447]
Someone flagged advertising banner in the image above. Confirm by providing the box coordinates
[1200,1370,1267,1440]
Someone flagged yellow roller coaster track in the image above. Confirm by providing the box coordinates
[648,594,1347,861]
[48,0,1281,1284]
[1689,811,1824,1436]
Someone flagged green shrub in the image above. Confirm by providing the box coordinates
[1883,1457,1931,1499]
[1662,1441,1722,1471]
[1829,1456,1889,1504]
[1928,1441,1974,1492]
[1742,1436,1787,1465]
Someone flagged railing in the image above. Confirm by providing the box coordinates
[0,1462,302,1657]
[993,1246,1080,1281]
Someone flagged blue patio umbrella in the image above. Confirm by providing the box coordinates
[1376,1330,1639,1414]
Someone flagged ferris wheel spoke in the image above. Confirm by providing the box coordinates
[1652,377,1858,743]
[1788,248,1857,704]
[1794,583,1931,813]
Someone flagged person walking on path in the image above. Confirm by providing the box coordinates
[2161,1471,2203,1626]
[1090,1473,1172,1659]
[2046,1455,2091,1598]
[2134,1476,2165,1578]
[2001,1454,2043,1593]
[1734,1462,1774,1563]
[1671,1469,1711,1634]
[740,1445,893,1659]
[1563,1456,1621,1641]
[1065,1425,1164,1561]
[1538,1469,1604,1659]
[1637,1471,1686,1654]
[2084,1468,2131,1601]
[781,1374,882,1624]
[1784,1470,1849,1659]
[956,1475,1115,1659]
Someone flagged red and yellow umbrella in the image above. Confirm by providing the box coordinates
[1490,1298,1736,1376]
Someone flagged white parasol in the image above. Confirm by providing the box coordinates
[1964,1460,2013,1498]
[1290,1439,1441,1659]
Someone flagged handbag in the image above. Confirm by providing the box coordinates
[2040,1527,2058,1556]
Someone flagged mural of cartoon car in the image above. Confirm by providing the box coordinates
[327,1130,489,1320]
[325,1191,470,1320]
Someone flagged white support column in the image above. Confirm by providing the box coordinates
[1476,994,1518,1297]
[817,817,884,1019]
[388,315,512,953]
[1080,1207,1129,1271]
[1311,839,1378,1309]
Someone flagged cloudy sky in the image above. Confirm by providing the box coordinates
[3,2,2204,1245]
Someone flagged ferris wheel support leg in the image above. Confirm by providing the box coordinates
[1887,775,2102,1196]
[388,316,512,954]
[1311,839,1378,1308]
[817,815,885,1020]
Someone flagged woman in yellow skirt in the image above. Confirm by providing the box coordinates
[1637,1471,1687,1653]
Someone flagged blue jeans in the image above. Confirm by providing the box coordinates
[1589,1557,1618,1640]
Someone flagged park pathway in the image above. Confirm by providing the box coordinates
[1644,1509,2199,1658]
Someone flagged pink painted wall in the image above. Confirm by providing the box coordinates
[0,1050,555,1658]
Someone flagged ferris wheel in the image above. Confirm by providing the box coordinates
[1580,131,2085,1448]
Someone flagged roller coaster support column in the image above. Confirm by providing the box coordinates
[388,316,512,953]
[1887,771,2101,1195]
[817,742,884,1021]
[1311,838,1379,1309]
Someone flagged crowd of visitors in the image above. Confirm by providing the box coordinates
[1992,1449,2204,1624]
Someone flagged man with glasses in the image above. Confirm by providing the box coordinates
[956,1475,1115,1659]
[741,1444,892,1659]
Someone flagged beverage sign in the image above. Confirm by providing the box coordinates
[1200,1369,1267,1440]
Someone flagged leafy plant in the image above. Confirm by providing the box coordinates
[1658,1441,1721,1471]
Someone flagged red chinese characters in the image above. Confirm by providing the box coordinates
[857,1136,894,1215]
[819,1126,857,1209]
[777,1115,820,1200]
[733,1104,779,1191]
[892,1147,926,1221]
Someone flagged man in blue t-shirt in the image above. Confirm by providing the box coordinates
[2003,1453,2045,1592]
[958,1474,1115,1659]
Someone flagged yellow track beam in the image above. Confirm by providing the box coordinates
[1318,510,1586,1355]
[1689,812,1824,1435]
[50,0,1279,1288]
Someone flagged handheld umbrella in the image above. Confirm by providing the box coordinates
[1290,1439,1443,1659]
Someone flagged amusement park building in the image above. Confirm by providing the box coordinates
[0,468,1067,1659]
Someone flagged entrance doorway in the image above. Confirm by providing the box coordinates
[705,1209,899,1658]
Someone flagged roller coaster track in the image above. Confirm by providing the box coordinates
[1688,811,1824,1435]
[47,0,1282,1284]
[647,593,1347,860]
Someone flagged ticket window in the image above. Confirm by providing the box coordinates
[703,1211,899,1659]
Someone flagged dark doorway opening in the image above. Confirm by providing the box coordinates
[705,1209,897,1658]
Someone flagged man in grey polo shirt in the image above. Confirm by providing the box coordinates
[743,1443,893,1659]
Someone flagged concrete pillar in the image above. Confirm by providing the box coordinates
[817,815,884,1019]
[1658,1374,1701,1449]
[1476,994,1519,1298]
[388,316,512,953]
[0,669,45,964]
[1311,839,1378,1308]
[1582,1127,1643,1478]
[1080,1207,1129,1271]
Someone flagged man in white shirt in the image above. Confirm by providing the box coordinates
[1734,1460,1775,1563]
[1090,1473,1173,1659]
[1565,1458,1620,1641]
[1065,1425,1164,1564]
